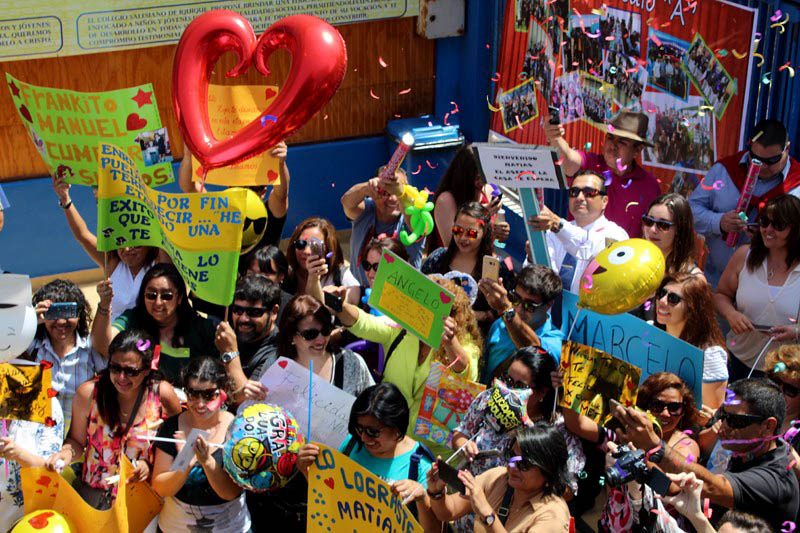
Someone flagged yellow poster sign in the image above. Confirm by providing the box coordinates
[307,443,423,533]
[191,84,281,187]
[0,362,52,424]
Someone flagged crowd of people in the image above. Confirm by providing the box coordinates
[0,113,799,533]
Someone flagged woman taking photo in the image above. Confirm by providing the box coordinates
[92,263,219,384]
[45,330,181,509]
[151,357,250,532]
[427,423,571,532]
[714,194,800,380]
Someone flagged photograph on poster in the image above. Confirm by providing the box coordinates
[498,78,539,132]
[685,33,736,120]
[552,72,585,123]
[602,51,647,108]
[564,13,603,73]
[646,30,690,101]
[600,7,641,56]
[642,92,717,174]
[581,73,616,128]
[522,21,555,103]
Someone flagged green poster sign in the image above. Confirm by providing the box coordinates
[6,73,174,187]
[368,250,454,348]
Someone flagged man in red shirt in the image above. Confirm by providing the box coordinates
[544,111,661,237]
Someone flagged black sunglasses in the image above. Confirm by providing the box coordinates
[354,424,385,439]
[231,304,268,318]
[649,400,684,416]
[185,387,221,402]
[108,363,146,377]
[749,148,784,166]
[144,290,174,302]
[719,410,766,429]
[362,261,380,272]
[771,377,800,398]
[758,217,788,231]
[642,215,675,231]
[656,287,683,306]
[568,186,606,198]
[501,373,530,390]
[296,324,333,341]
[508,291,547,313]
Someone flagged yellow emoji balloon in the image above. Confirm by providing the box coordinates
[578,239,665,315]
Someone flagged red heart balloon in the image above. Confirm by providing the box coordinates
[172,11,347,172]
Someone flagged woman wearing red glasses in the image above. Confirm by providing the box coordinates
[714,194,800,381]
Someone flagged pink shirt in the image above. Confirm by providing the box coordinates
[578,151,661,238]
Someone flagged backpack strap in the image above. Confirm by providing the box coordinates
[498,484,515,525]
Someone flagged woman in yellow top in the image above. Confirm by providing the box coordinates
[304,254,483,436]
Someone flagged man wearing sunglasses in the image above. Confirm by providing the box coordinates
[544,111,660,238]
[612,378,799,531]
[690,119,800,287]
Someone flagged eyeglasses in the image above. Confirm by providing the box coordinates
[649,400,684,417]
[656,287,683,306]
[354,424,385,439]
[108,363,146,378]
[749,148,785,166]
[144,290,174,302]
[718,410,766,429]
[231,304,268,318]
[362,261,380,272]
[185,387,221,402]
[508,291,547,313]
[507,455,536,472]
[758,217,788,231]
[771,377,800,398]
[501,373,530,390]
[642,215,675,231]
[567,186,606,198]
[451,225,481,239]
[296,324,333,341]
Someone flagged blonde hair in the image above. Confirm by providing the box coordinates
[766,344,800,381]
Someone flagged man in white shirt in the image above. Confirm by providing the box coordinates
[528,170,629,293]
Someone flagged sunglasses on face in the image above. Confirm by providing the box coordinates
[144,290,174,302]
[656,287,683,306]
[567,186,605,199]
[231,304,268,318]
[507,455,536,472]
[451,225,481,239]
[749,148,784,166]
[649,400,684,416]
[719,410,766,429]
[501,373,530,390]
[296,324,333,341]
[108,363,146,378]
[758,217,788,231]
[185,387,221,402]
[642,215,675,231]
[354,424,385,439]
[771,377,800,398]
[508,291,546,313]
[362,261,380,273]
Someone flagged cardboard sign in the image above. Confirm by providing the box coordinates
[368,250,454,348]
[96,142,245,305]
[239,357,355,448]
[192,84,281,187]
[308,443,423,533]
[6,74,173,187]
[472,143,566,190]
[0,361,52,423]
[561,291,704,403]
[559,340,641,424]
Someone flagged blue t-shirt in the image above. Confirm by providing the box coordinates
[339,434,432,487]
[481,316,564,384]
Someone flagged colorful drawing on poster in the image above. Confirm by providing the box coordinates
[685,33,736,120]
[497,78,539,133]
[135,128,173,167]
[414,362,486,447]
[523,21,555,103]
[368,250,454,348]
[0,362,52,423]
[642,92,717,174]
[564,13,602,73]
[600,7,641,57]
[581,73,617,129]
[308,443,423,533]
[559,340,641,424]
[552,72,585,123]
[646,30,690,101]
[603,51,647,109]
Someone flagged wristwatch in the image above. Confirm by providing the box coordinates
[221,351,239,364]
[501,307,516,322]
[481,512,496,526]
[551,218,564,233]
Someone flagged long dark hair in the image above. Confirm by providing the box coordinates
[96,329,157,435]
[645,194,697,274]
[512,347,557,409]
[181,356,231,392]
[659,273,724,349]
[277,295,334,360]
[132,263,194,349]
[32,279,92,339]
[748,194,800,272]
[347,382,409,451]
[516,423,570,497]
[442,202,494,280]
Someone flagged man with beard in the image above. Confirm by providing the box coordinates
[477,264,564,384]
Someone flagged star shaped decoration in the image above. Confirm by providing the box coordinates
[8,81,19,97]
[131,88,153,108]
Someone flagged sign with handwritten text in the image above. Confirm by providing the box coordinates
[96,142,245,305]
[561,291,704,403]
[472,143,566,190]
[6,73,173,187]
[308,443,423,533]
[191,84,281,187]
[369,250,454,348]
[240,357,355,448]
[0,362,52,423]
[560,341,641,424]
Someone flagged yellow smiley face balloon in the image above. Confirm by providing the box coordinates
[578,238,665,315]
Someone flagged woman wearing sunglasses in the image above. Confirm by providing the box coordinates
[152,357,250,532]
[92,263,220,384]
[427,423,571,532]
[45,329,181,509]
[714,194,800,380]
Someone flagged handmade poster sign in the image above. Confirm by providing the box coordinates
[561,291,704,403]
[307,443,423,533]
[191,84,281,187]
[559,340,641,424]
[240,357,355,448]
[96,142,246,305]
[21,455,162,532]
[472,143,566,190]
[414,362,485,447]
[6,74,173,187]
[0,360,52,424]
[0,274,38,363]
[368,250,454,348]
